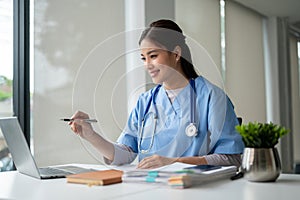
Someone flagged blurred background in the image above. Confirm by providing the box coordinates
[0,0,299,173]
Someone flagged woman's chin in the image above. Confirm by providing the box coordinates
[151,78,162,85]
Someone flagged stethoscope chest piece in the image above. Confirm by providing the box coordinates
[185,123,198,137]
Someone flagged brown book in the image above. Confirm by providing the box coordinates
[66,169,123,186]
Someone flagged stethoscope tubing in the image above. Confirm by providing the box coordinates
[190,79,196,124]
[138,79,197,153]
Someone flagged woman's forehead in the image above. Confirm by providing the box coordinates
[140,39,167,51]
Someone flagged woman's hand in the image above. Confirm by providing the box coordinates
[137,155,178,169]
[69,110,115,162]
[69,110,96,140]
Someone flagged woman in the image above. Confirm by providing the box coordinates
[70,19,244,169]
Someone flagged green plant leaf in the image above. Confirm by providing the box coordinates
[235,121,289,148]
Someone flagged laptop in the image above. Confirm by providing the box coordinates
[0,117,94,179]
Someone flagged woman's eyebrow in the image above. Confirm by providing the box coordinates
[147,49,158,55]
[141,49,159,57]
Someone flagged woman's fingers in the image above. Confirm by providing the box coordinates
[70,111,88,124]
[70,122,80,134]
[71,110,89,120]
[138,155,160,169]
[69,110,90,125]
[68,110,90,136]
[137,155,177,169]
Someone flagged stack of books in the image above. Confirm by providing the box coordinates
[168,165,237,188]
[122,163,237,189]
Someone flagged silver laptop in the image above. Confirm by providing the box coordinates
[0,117,93,179]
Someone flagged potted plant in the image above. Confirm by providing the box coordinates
[236,122,288,182]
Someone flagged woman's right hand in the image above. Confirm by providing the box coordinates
[69,110,96,140]
[69,110,115,162]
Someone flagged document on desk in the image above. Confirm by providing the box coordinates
[121,162,195,176]
[120,163,237,188]
[120,162,192,184]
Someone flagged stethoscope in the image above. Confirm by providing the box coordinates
[138,79,198,154]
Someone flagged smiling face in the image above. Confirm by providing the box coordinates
[140,39,188,89]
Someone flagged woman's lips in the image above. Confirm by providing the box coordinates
[149,69,159,77]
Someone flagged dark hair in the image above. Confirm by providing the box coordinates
[139,19,199,79]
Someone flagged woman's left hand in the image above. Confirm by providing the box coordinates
[137,155,178,169]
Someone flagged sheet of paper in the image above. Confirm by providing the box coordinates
[114,162,196,173]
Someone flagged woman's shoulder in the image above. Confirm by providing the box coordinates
[137,85,160,103]
[140,85,159,96]
[194,76,215,89]
[194,76,225,95]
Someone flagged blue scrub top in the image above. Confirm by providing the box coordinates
[117,76,245,161]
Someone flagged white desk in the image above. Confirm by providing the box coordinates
[0,170,300,200]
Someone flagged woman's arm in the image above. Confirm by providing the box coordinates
[104,144,137,165]
[204,154,242,167]
[177,154,242,167]
[137,155,207,169]
[137,154,241,169]
[176,156,208,165]
[69,111,115,161]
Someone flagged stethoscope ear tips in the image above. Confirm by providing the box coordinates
[185,123,198,137]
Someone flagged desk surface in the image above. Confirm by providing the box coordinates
[0,168,300,200]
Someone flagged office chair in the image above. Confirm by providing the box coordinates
[237,117,242,125]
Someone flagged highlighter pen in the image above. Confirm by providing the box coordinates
[60,118,98,123]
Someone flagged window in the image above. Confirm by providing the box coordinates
[298,42,300,94]
[0,0,14,172]
[0,0,13,117]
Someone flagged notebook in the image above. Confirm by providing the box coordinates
[66,169,123,186]
[0,117,94,179]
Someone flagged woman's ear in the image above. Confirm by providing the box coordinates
[173,46,182,62]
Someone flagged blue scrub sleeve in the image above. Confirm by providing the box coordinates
[209,97,245,154]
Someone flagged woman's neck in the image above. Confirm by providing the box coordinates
[163,74,189,90]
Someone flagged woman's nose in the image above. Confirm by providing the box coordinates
[144,60,153,69]
[145,64,154,71]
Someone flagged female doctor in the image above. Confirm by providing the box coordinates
[69,19,244,169]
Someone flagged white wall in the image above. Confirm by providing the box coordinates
[290,37,300,162]
[33,0,126,166]
[225,1,266,123]
[175,0,266,123]
[32,0,299,167]
[175,0,221,79]
[175,0,225,91]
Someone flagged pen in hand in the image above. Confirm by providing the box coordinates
[60,118,98,123]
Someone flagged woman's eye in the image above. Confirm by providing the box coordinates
[150,55,157,59]
[141,57,146,61]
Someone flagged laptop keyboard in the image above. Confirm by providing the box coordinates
[52,166,95,173]
[39,167,72,176]
[39,165,95,176]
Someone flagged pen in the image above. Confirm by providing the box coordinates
[60,118,98,123]
[230,171,244,180]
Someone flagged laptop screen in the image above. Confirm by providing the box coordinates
[0,117,40,178]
